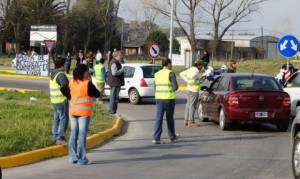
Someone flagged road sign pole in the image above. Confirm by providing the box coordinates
[287,58,289,71]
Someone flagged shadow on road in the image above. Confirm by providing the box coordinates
[92,153,223,165]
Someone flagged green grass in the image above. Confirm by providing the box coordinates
[0,90,113,157]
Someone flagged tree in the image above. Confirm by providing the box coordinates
[172,38,180,53]
[147,0,202,54]
[201,0,269,59]
[146,31,169,54]
[97,0,121,54]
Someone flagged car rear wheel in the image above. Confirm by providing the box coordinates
[198,103,209,122]
[293,133,300,179]
[129,88,141,105]
[219,109,230,130]
[276,122,289,132]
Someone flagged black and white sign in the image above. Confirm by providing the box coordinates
[16,54,49,76]
[30,25,57,46]
[148,43,160,58]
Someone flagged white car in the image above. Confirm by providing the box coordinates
[103,63,162,105]
[283,71,300,117]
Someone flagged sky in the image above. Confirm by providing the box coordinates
[119,0,300,39]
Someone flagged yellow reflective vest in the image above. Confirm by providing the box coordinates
[187,67,200,91]
[94,64,105,83]
[49,72,67,104]
[155,69,176,99]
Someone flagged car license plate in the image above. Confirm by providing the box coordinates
[255,112,268,118]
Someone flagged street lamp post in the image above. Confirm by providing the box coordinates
[169,0,174,60]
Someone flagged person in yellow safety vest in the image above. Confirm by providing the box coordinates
[94,58,107,104]
[49,57,69,146]
[152,58,179,144]
[180,59,204,127]
[60,64,101,165]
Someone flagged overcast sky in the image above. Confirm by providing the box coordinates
[119,0,300,39]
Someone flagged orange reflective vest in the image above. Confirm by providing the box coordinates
[69,79,94,117]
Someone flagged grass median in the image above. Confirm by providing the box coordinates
[0,90,114,157]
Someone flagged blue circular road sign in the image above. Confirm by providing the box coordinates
[277,35,299,58]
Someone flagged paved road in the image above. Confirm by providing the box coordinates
[1,77,293,179]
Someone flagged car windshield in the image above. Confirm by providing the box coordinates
[141,66,162,78]
[233,76,281,91]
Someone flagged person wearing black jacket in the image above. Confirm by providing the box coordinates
[60,65,100,100]
[107,50,124,115]
[60,64,100,165]
[76,50,84,68]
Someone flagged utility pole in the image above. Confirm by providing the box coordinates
[230,29,234,60]
[120,23,124,51]
[169,0,174,60]
[261,26,264,59]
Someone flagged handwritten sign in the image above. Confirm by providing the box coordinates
[16,54,49,76]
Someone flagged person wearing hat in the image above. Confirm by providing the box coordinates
[180,59,204,127]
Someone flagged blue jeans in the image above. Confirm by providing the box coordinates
[52,100,69,141]
[109,86,120,114]
[68,115,90,164]
[153,99,176,141]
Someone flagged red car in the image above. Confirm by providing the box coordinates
[198,73,291,131]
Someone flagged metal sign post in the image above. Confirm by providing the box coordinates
[44,40,56,76]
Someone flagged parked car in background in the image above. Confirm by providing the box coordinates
[283,71,300,117]
[198,73,291,131]
[104,63,161,104]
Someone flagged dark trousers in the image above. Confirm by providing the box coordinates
[109,86,120,114]
[66,63,71,74]
[153,99,176,141]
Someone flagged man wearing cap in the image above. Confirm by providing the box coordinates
[180,59,204,127]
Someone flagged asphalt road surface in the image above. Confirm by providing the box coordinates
[1,77,293,179]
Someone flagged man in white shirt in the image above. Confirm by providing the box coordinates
[180,59,204,127]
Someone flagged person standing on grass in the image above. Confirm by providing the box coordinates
[153,58,179,144]
[49,57,69,146]
[107,50,124,116]
[180,59,204,127]
[65,52,72,74]
[94,58,107,104]
[61,64,100,165]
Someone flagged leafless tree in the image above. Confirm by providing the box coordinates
[146,0,202,54]
[98,0,121,54]
[201,0,269,59]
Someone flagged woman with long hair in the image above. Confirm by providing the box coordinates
[61,64,100,165]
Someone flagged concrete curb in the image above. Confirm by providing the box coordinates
[0,71,72,80]
[0,87,38,93]
[0,117,123,168]
[0,74,48,80]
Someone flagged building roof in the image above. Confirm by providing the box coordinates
[123,38,145,48]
